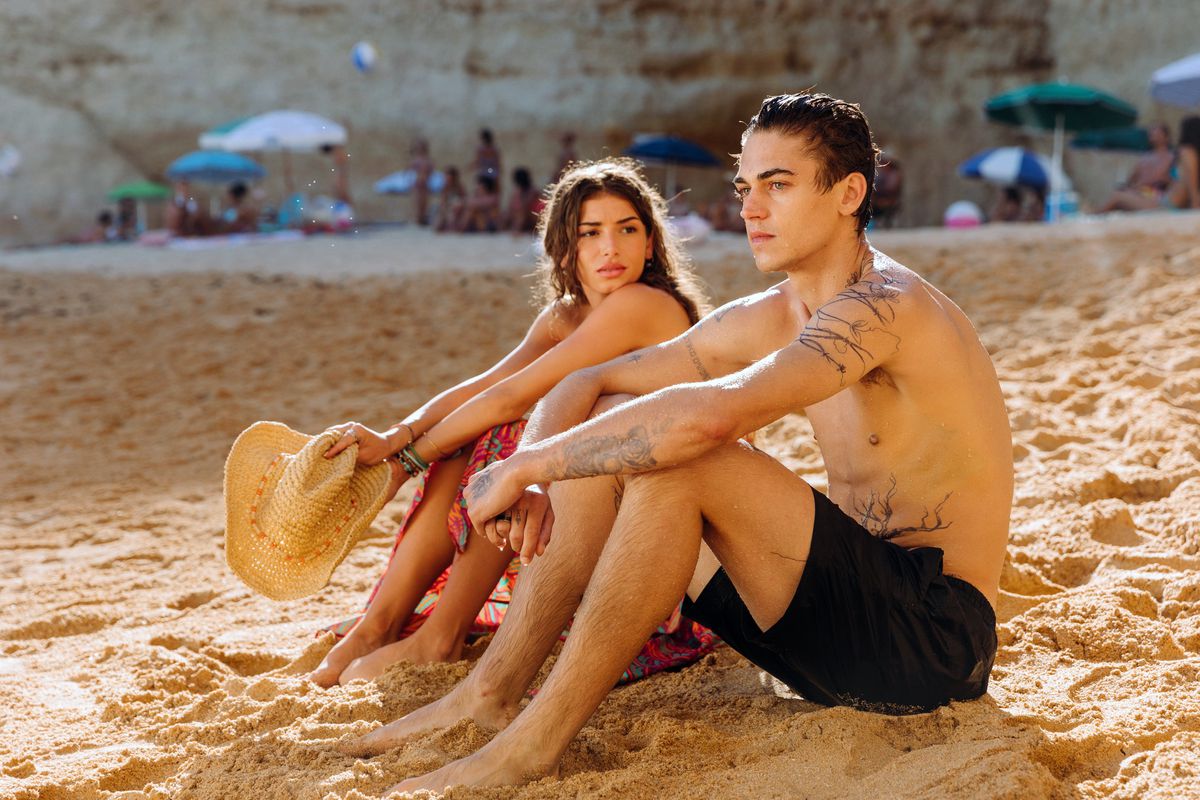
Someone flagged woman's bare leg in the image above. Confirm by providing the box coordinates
[310,451,470,687]
[339,535,516,682]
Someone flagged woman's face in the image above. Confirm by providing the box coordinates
[572,192,653,305]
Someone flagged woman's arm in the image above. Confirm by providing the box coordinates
[405,284,690,465]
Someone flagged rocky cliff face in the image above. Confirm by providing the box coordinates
[0,0,1194,245]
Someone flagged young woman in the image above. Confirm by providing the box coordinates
[1103,117,1200,212]
[311,159,713,687]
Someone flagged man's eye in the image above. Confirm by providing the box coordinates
[770,181,787,190]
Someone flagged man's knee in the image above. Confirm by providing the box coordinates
[587,393,636,419]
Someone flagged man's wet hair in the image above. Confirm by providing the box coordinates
[742,92,879,233]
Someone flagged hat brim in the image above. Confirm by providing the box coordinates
[223,421,392,600]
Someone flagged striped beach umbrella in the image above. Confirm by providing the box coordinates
[957,147,1069,191]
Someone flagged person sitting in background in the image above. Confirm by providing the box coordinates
[322,144,354,208]
[457,173,501,233]
[504,167,541,233]
[435,167,467,232]
[1099,123,1175,212]
[75,210,118,243]
[990,186,1023,223]
[410,138,435,226]
[220,182,258,233]
[166,180,199,236]
[1021,188,1046,222]
[115,198,139,240]
[871,151,902,228]
[1101,117,1200,213]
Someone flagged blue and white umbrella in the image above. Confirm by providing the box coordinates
[1151,52,1200,109]
[957,147,1070,191]
[167,150,266,183]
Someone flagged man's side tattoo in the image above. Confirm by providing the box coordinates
[685,334,712,380]
[794,272,902,385]
[853,475,953,540]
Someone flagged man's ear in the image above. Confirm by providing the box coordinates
[838,173,868,219]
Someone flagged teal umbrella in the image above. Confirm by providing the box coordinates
[1071,127,1151,152]
[985,82,1138,220]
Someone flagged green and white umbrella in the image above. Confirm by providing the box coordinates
[107,180,171,201]
[985,82,1138,220]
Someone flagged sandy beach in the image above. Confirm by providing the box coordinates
[3,214,1200,799]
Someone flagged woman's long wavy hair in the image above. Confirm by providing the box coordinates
[535,158,707,325]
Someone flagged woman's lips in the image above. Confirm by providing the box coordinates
[597,264,627,277]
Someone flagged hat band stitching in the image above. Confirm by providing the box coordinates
[249,453,359,565]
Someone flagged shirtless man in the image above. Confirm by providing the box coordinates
[344,92,1014,794]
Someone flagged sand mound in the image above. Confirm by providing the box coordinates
[2,217,1200,798]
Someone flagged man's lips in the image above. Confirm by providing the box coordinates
[748,231,774,245]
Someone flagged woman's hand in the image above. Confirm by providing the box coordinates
[323,421,395,466]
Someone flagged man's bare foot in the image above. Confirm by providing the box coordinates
[337,682,518,758]
[386,738,557,795]
[309,623,389,688]
[339,627,464,685]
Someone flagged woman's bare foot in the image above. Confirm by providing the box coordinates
[336,681,519,758]
[387,736,557,794]
[338,626,465,685]
[309,622,390,688]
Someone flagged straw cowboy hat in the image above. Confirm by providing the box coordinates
[223,421,392,601]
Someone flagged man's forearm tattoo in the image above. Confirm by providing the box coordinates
[684,334,712,380]
[555,425,659,479]
[795,273,902,385]
[853,475,953,540]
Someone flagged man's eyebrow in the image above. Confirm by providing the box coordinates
[579,216,639,226]
[732,167,796,185]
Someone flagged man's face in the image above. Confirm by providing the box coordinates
[734,130,854,273]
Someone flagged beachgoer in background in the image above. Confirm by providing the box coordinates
[221,182,258,233]
[357,92,1010,795]
[434,166,467,232]
[458,173,501,233]
[410,138,435,226]
[990,186,1023,223]
[504,167,541,233]
[309,159,712,688]
[322,144,354,208]
[473,128,502,187]
[871,150,902,228]
[554,131,578,180]
[76,210,118,243]
[166,180,199,237]
[115,197,139,240]
[1101,117,1200,213]
[1099,123,1175,212]
[1022,187,1046,222]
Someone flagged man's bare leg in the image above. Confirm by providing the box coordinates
[337,535,516,682]
[310,452,468,687]
[390,441,816,793]
[341,471,623,756]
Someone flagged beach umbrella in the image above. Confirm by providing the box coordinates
[1151,52,1200,108]
[985,82,1137,220]
[374,169,446,195]
[106,180,170,201]
[203,110,347,152]
[198,116,253,150]
[957,147,1069,191]
[1070,127,1151,152]
[623,134,721,199]
[166,150,266,183]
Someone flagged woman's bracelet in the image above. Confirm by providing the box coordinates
[397,422,417,447]
[422,429,453,460]
[397,443,430,477]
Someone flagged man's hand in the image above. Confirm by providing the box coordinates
[464,460,555,564]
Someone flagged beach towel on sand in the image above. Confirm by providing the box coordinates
[325,421,720,684]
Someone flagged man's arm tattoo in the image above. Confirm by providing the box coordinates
[853,475,953,540]
[684,334,712,380]
[555,424,660,479]
[794,274,902,385]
